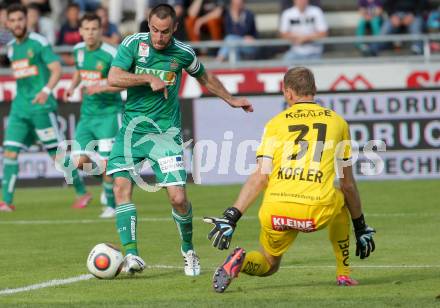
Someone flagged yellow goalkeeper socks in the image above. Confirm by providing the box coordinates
[328,207,351,276]
[240,251,271,276]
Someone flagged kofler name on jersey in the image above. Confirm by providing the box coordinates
[277,167,323,183]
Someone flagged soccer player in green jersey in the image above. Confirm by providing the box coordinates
[106,4,253,276]
[0,4,89,212]
[64,13,124,218]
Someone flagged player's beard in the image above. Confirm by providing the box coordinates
[13,25,27,40]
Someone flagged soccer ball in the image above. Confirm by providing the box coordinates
[87,243,124,279]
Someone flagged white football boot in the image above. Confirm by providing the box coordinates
[122,254,146,274]
[99,206,115,218]
[182,249,201,276]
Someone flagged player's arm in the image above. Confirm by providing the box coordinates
[340,164,376,259]
[63,70,81,102]
[197,71,253,112]
[108,67,168,98]
[340,165,363,218]
[85,82,125,96]
[203,159,269,250]
[33,61,62,105]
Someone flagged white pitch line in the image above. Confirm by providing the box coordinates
[0,264,439,296]
[0,274,93,296]
[146,264,440,270]
[0,213,438,225]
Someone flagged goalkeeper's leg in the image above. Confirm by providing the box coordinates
[213,229,298,293]
[328,206,358,285]
[212,247,284,293]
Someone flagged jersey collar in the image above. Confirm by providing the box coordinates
[294,101,317,105]
[15,32,29,45]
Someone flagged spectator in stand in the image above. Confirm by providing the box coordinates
[185,0,224,42]
[21,0,51,15]
[427,6,440,52]
[280,0,328,61]
[0,3,13,47]
[27,3,56,45]
[356,0,383,56]
[216,0,258,62]
[139,0,187,41]
[57,3,81,45]
[73,0,101,12]
[374,0,427,55]
[0,3,13,66]
[57,3,82,65]
[96,5,120,45]
[280,0,321,13]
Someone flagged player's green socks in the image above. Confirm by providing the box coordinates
[172,203,194,253]
[1,158,19,205]
[241,251,271,276]
[62,156,87,196]
[71,168,87,196]
[102,181,115,209]
[115,203,138,255]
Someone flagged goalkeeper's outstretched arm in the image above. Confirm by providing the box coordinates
[232,158,269,214]
[340,165,376,259]
[340,165,363,219]
[204,158,269,250]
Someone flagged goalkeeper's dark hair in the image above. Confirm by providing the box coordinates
[149,3,177,26]
[80,12,102,27]
[7,3,27,16]
[284,67,317,96]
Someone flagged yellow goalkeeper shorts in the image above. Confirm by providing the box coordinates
[258,189,345,256]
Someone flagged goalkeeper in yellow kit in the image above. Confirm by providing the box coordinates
[204,67,376,293]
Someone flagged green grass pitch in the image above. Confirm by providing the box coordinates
[0,180,439,307]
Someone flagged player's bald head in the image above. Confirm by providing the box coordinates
[284,67,317,97]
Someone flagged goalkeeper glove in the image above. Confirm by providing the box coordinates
[203,207,242,250]
[352,214,376,259]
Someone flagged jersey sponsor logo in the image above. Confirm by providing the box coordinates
[11,59,38,79]
[338,235,350,266]
[138,42,149,57]
[134,66,176,85]
[158,155,184,173]
[35,127,57,142]
[79,70,106,86]
[285,109,332,119]
[271,215,316,232]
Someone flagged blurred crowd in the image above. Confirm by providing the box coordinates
[0,0,440,66]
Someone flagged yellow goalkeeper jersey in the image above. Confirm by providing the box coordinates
[256,101,352,206]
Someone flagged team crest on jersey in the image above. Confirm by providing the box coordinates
[138,42,149,57]
[27,49,34,58]
[77,49,84,67]
[96,61,104,71]
[170,58,178,70]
